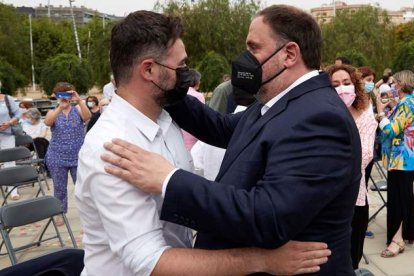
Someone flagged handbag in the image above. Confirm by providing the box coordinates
[4,95,26,137]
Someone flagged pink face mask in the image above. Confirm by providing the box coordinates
[335,85,356,107]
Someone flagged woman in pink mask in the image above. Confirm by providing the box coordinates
[327,64,378,269]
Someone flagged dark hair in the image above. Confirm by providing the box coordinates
[358,66,376,80]
[335,56,351,65]
[110,10,183,86]
[327,64,369,111]
[53,82,75,93]
[86,96,99,106]
[257,5,322,70]
[188,69,201,88]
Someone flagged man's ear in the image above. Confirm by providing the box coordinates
[140,59,155,81]
[283,42,300,68]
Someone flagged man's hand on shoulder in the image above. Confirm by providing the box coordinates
[101,138,175,194]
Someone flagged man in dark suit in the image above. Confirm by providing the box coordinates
[103,5,361,275]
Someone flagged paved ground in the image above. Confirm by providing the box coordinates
[0,164,413,275]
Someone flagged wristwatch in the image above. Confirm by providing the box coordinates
[378,112,385,121]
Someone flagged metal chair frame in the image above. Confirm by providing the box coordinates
[0,196,78,265]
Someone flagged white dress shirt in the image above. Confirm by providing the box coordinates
[103,82,116,100]
[75,94,193,276]
[261,70,319,115]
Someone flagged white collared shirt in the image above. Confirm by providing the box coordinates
[75,94,193,276]
[261,70,319,115]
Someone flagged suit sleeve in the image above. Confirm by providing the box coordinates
[166,95,244,148]
[161,108,360,248]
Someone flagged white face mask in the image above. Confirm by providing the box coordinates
[87,102,96,108]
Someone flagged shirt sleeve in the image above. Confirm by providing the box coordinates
[8,96,22,119]
[381,103,412,139]
[83,147,170,275]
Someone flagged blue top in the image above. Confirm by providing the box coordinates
[45,107,85,167]
[0,95,22,135]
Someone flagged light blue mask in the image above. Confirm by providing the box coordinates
[364,82,374,93]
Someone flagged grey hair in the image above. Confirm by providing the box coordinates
[26,108,41,120]
[394,70,414,94]
[188,69,201,88]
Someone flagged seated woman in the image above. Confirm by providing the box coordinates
[22,108,49,159]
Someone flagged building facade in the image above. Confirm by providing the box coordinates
[310,1,414,25]
[33,4,121,26]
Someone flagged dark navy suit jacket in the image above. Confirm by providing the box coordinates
[163,73,361,275]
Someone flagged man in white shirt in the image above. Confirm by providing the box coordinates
[75,10,330,276]
[102,74,116,100]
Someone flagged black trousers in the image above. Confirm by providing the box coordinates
[387,170,414,244]
[351,203,368,269]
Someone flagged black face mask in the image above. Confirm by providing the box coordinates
[152,62,192,106]
[231,44,287,95]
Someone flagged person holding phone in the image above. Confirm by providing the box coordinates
[44,82,91,226]
[377,70,414,258]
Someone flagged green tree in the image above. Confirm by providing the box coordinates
[0,4,30,87]
[337,49,369,67]
[79,16,114,88]
[0,58,26,95]
[321,7,395,76]
[197,51,229,91]
[31,18,75,81]
[158,0,259,66]
[393,40,414,72]
[40,53,93,95]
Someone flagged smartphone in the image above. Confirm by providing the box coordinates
[55,91,72,100]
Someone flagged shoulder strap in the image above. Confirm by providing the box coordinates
[4,95,14,119]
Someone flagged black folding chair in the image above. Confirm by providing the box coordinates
[362,161,388,265]
[0,147,46,205]
[0,196,78,265]
[15,134,50,191]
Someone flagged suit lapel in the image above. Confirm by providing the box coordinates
[216,73,332,182]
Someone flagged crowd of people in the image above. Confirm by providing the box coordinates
[1,3,414,275]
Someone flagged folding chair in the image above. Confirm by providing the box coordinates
[0,196,78,265]
[362,160,388,265]
[0,147,46,205]
[0,248,84,276]
[0,165,45,206]
[15,134,50,191]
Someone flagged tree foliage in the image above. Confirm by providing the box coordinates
[0,4,30,91]
[156,0,259,91]
[3,1,414,95]
[0,58,26,95]
[336,49,369,67]
[79,17,114,88]
[321,7,395,76]
[393,40,414,72]
[196,51,230,91]
[40,53,93,95]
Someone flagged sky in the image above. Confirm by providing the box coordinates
[1,0,413,16]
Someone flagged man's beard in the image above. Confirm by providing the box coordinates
[153,69,173,107]
[256,64,285,104]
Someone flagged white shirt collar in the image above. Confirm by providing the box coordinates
[109,93,172,142]
[261,70,319,115]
